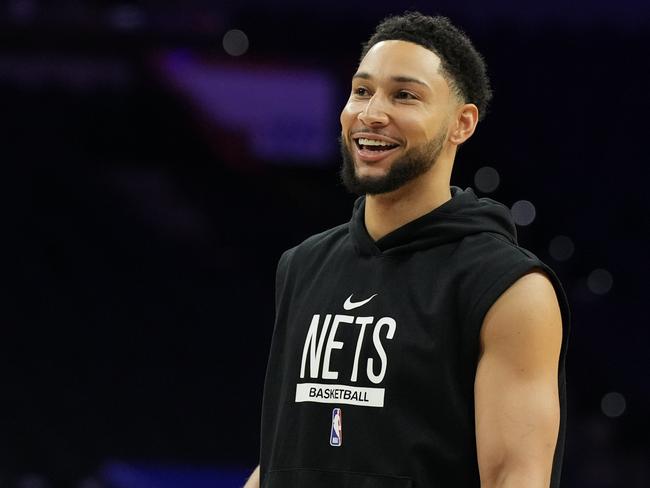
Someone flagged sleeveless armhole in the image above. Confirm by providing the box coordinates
[464,247,571,488]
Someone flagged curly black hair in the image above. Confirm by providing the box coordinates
[361,12,492,121]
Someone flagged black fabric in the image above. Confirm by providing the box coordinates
[260,186,570,488]
[266,468,412,488]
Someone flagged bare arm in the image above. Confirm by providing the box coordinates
[243,465,260,488]
[474,270,563,488]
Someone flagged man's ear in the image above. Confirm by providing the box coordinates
[449,103,479,145]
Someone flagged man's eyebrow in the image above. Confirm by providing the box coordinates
[352,72,431,89]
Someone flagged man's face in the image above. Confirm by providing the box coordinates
[339,40,454,195]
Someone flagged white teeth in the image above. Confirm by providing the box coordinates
[358,138,396,146]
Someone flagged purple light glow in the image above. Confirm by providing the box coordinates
[102,462,250,488]
[158,51,337,165]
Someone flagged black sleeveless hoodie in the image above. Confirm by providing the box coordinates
[260,186,570,487]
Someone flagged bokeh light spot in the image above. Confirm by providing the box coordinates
[587,268,613,295]
[549,235,575,261]
[601,391,626,418]
[511,200,536,226]
[223,29,249,56]
[474,166,500,193]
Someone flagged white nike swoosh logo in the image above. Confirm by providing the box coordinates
[343,293,378,310]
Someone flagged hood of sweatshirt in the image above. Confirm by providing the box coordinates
[350,186,518,256]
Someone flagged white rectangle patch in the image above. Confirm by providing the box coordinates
[295,383,385,408]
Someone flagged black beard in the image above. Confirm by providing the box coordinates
[338,133,445,196]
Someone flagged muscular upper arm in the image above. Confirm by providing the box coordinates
[474,269,563,488]
[243,465,260,488]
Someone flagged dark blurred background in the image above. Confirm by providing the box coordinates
[2,0,649,486]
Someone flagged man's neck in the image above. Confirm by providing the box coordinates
[364,177,452,242]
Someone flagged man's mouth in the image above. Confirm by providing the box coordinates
[355,137,400,152]
[353,136,401,162]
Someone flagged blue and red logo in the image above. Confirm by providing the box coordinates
[330,407,343,447]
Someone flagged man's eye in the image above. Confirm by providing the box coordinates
[396,91,416,100]
[354,87,369,96]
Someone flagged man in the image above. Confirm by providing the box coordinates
[245,11,569,488]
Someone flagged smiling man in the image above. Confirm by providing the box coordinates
[245,12,570,488]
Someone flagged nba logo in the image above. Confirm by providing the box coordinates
[330,408,343,447]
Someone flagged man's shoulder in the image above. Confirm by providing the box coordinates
[299,221,350,250]
[454,231,569,333]
[280,221,351,265]
[452,231,549,298]
[458,231,540,263]
[287,222,349,253]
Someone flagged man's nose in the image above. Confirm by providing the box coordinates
[358,95,389,127]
